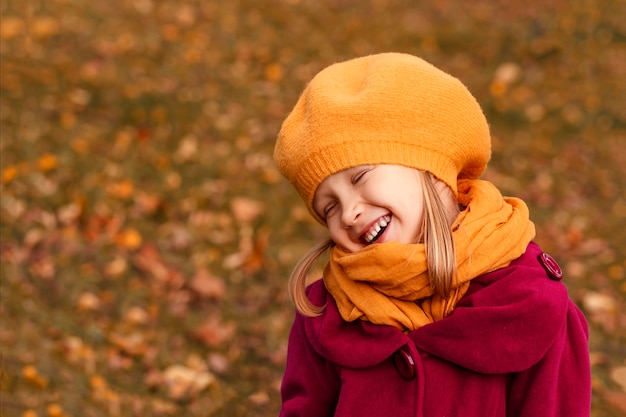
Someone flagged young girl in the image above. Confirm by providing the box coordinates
[274,53,591,417]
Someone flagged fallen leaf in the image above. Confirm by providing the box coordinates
[115,228,143,250]
[90,374,108,391]
[29,256,55,280]
[57,202,81,225]
[604,390,626,414]
[31,16,60,38]
[188,268,225,300]
[612,366,626,392]
[108,332,149,356]
[231,197,264,223]
[162,364,216,401]
[71,137,90,154]
[105,256,128,277]
[46,403,65,417]
[22,365,48,388]
[132,244,169,281]
[265,63,284,81]
[144,368,164,390]
[242,227,270,274]
[191,317,236,347]
[107,179,134,199]
[248,390,270,405]
[583,291,617,315]
[174,135,199,162]
[151,399,177,415]
[38,154,57,172]
[207,352,229,374]
[77,292,101,312]
[134,192,162,216]
[164,171,181,190]
[125,306,150,325]
[106,348,134,371]
[0,16,24,40]
[1,165,17,184]
[582,291,618,332]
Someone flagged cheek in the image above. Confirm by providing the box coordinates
[326,219,343,240]
[414,211,426,240]
[401,198,426,242]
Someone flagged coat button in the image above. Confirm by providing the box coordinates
[538,252,563,281]
[393,348,416,380]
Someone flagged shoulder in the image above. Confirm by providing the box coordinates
[463,242,573,339]
[412,243,579,373]
[305,278,328,304]
[300,278,408,368]
[462,242,569,311]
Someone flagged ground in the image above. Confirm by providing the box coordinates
[1,0,625,416]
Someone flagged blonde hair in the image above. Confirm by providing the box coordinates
[288,170,459,317]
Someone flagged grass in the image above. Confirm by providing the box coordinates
[1,0,625,415]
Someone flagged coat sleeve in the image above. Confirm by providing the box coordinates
[506,301,591,417]
[279,311,340,417]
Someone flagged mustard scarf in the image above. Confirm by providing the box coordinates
[322,179,536,331]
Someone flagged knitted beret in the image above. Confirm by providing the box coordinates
[274,52,491,223]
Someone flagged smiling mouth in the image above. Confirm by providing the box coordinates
[362,215,391,244]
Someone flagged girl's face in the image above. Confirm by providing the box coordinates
[313,164,427,253]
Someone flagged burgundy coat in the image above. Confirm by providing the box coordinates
[279,243,591,417]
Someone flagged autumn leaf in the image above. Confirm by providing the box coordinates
[1,165,17,184]
[46,404,68,417]
[132,244,169,281]
[582,291,618,332]
[248,390,270,406]
[603,390,626,414]
[133,191,162,216]
[162,364,216,401]
[107,179,135,200]
[105,256,128,277]
[230,197,265,224]
[188,268,225,300]
[190,316,236,347]
[115,227,143,250]
[265,63,284,82]
[77,291,102,312]
[38,154,57,172]
[125,306,151,325]
[242,226,271,274]
[30,16,60,38]
[0,16,24,39]
[22,365,48,388]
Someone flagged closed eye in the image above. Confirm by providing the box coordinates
[351,166,373,184]
[323,202,337,218]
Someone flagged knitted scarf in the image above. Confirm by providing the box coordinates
[322,179,536,331]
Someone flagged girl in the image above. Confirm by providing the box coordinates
[274,53,591,417]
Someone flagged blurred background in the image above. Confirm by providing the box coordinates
[1,0,625,416]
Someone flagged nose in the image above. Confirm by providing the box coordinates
[339,199,362,228]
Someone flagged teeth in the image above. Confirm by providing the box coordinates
[364,215,391,243]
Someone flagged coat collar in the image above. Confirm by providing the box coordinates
[304,279,409,368]
[302,243,571,373]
